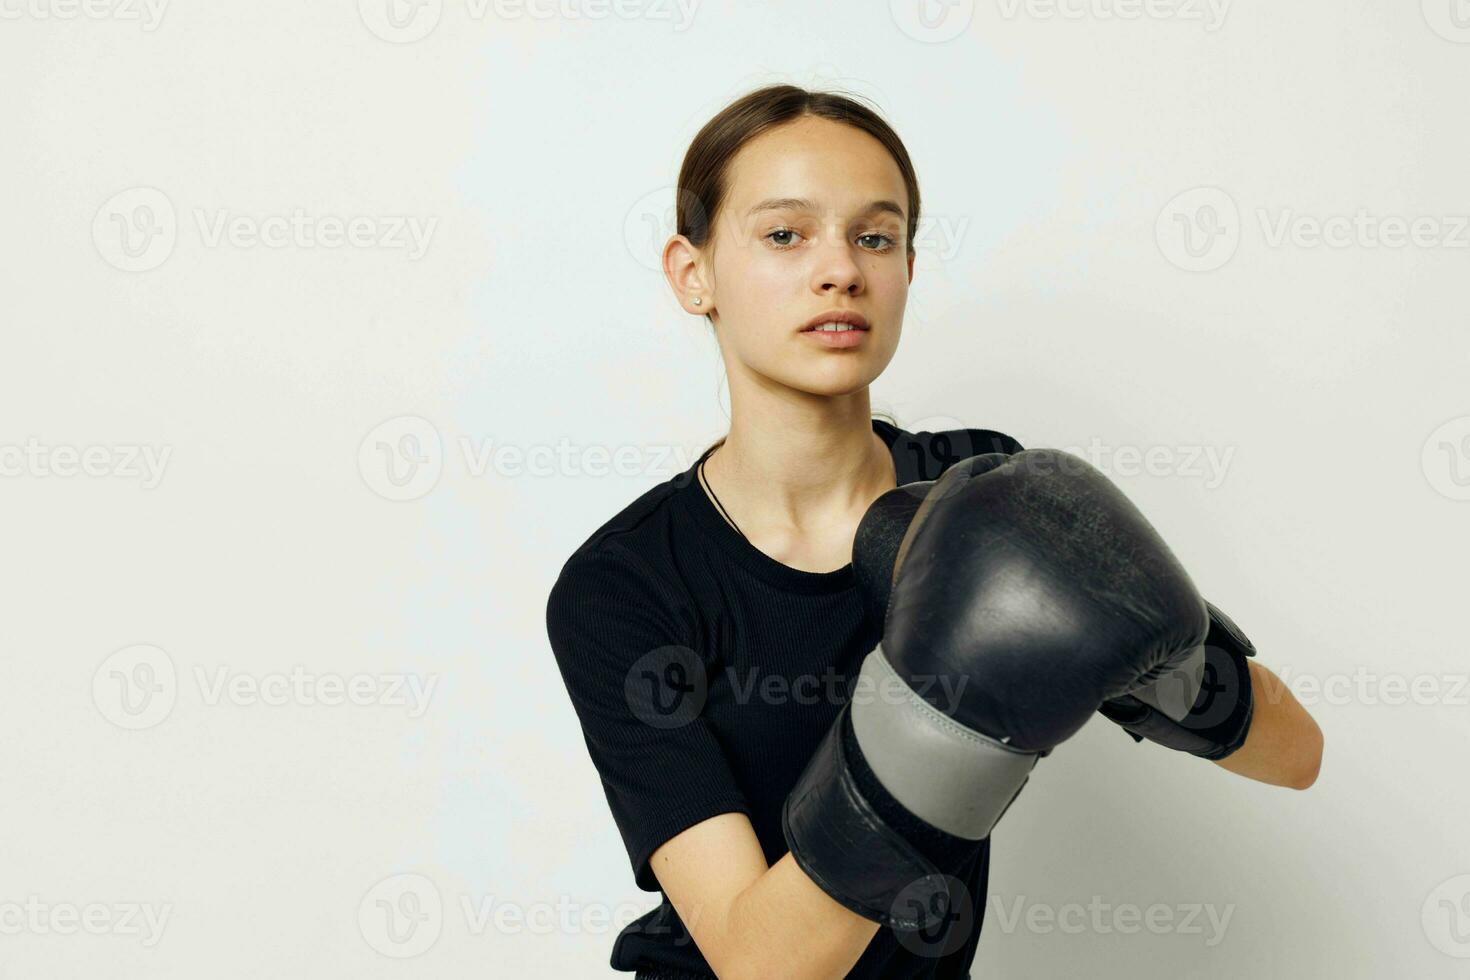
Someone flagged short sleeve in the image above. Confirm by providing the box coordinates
[545,547,751,891]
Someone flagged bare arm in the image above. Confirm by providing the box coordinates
[1212,659,1323,789]
[650,812,879,980]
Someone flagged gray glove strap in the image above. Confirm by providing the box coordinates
[850,649,1040,841]
[782,706,950,930]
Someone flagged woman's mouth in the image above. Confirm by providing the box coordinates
[801,322,870,349]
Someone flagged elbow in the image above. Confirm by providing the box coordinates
[1288,721,1324,790]
[709,950,798,980]
[720,964,779,980]
[696,901,790,980]
[706,936,826,980]
[702,903,836,980]
[707,949,763,980]
[1288,760,1319,791]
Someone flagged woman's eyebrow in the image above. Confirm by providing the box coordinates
[746,197,905,220]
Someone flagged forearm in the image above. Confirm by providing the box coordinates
[715,853,880,980]
[1212,660,1323,789]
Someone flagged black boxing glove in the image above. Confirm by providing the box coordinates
[783,450,1209,929]
[855,476,1254,761]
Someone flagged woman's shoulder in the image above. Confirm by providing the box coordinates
[545,482,699,671]
[546,461,709,619]
[551,480,679,581]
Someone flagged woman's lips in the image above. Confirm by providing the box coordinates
[800,326,869,349]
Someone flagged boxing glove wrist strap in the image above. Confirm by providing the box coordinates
[782,649,1041,930]
[782,706,948,930]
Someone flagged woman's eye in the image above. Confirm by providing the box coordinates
[764,229,900,251]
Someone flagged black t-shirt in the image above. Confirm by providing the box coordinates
[544,418,1024,978]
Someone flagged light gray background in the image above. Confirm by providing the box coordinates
[3,1,1467,976]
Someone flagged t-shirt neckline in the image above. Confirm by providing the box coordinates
[678,419,905,595]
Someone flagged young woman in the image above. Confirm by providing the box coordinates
[545,84,1322,980]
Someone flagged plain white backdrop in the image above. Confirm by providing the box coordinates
[3,1,1467,976]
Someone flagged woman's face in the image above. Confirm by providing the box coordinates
[701,116,912,398]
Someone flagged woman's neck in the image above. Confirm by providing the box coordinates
[702,396,897,539]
